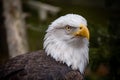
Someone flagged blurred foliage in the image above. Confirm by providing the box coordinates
[0,0,120,80]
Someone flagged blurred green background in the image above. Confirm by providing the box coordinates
[0,0,120,80]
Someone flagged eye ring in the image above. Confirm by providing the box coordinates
[65,25,71,31]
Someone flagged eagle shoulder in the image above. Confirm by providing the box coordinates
[0,50,83,80]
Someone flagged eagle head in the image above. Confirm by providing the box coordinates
[44,14,89,74]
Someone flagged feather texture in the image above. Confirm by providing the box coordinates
[0,50,83,80]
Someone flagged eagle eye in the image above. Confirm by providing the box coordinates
[65,25,71,31]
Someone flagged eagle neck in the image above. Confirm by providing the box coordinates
[44,33,89,74]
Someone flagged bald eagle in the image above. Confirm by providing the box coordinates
[0,14,89,80]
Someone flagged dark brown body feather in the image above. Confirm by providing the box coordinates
[0,50,83,80]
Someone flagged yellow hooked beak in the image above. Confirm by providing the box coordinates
[73,24,90,40]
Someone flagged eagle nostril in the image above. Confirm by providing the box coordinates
[80,27,83,29]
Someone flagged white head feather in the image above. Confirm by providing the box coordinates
[43,14,89,74]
